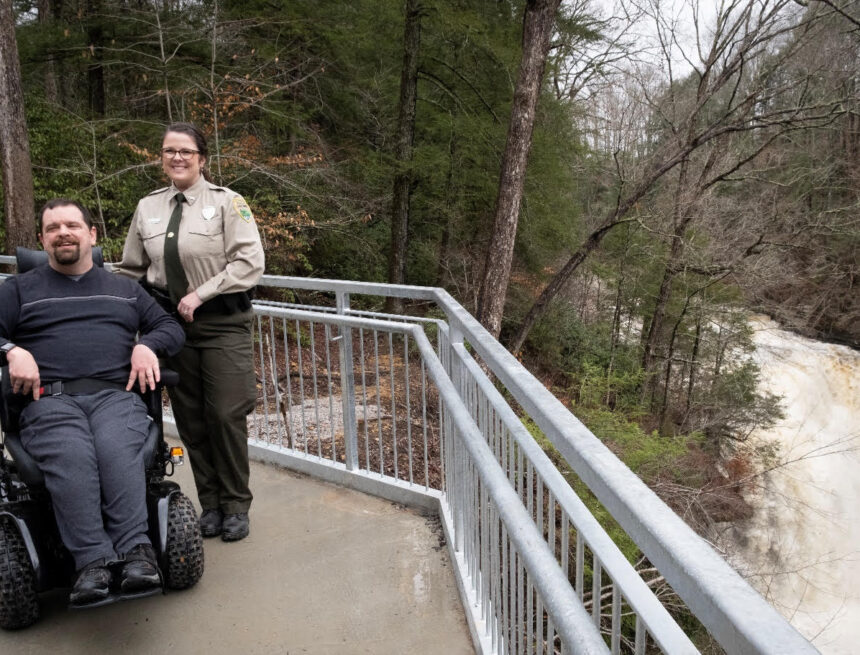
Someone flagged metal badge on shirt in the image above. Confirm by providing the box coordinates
[202,206,216,221]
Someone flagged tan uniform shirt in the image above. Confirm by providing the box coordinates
[116,176,265,302]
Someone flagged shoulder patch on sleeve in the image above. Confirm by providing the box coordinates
[232,196,254,223]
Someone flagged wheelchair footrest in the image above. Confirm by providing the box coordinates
[68,585,163,610]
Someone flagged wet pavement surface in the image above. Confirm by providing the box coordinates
[1,452,474,654]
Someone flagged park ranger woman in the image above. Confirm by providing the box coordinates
[116,122,264,542]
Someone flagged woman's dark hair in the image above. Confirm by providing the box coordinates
[163,122,211,181]
[38,198,94,232]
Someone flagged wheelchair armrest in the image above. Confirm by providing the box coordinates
[159,368,179,389]
[0,365,26,436]
[141,367,178,424]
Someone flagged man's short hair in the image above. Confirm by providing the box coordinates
[38,199,95,232]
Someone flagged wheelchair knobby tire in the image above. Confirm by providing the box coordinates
[165,492,204,590]
[0,517,39,630]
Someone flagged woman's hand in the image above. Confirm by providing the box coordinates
[177,291,203,323]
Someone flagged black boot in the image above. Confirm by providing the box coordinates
[221,512,249,541]
[200,508,223,538]
[70,559,112,606]
[120,543,161,593]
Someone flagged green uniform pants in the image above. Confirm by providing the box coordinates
[168,310,256,515]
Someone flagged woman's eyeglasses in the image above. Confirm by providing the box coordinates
[161,148,200,159]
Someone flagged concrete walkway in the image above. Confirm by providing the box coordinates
[1,455,474,654]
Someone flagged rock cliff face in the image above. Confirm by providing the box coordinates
[726,317,860,654]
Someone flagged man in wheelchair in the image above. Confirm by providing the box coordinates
[0,199,185,609]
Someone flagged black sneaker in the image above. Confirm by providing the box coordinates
[70,559,112,606]
[221,512,249,542]
[200,508,223,538]
[120,543,161,593]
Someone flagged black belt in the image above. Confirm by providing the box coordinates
[145,283,252,317]
[40,379,127,397]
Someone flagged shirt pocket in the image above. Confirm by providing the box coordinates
[139,221,168,262]
[187,215,224,256]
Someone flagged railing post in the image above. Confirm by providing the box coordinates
[336,292,359,471]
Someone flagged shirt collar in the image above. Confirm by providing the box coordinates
[170,175,207,206]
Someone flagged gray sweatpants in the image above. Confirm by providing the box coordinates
[19,389,152,570]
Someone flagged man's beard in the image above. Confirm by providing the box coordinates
[53,242,81,265]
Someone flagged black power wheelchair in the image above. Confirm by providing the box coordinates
[0,247,204,629]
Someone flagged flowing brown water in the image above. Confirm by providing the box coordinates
[727,317,860,654]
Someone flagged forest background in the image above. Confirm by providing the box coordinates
[0,0,858,629]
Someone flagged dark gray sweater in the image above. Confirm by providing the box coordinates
[0,264,184,384]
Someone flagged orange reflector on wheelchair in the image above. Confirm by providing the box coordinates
[170,447,185,465]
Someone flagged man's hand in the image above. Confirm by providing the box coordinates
[127,344,160,392]
[7,346,41,400]
[177,291,203,323]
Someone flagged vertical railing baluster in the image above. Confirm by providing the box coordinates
[547,492,556,652]
[281,317,294,450]
[404,333,413,484]
[374,330,383,474]
[576,533,584,602]
[295,319,308,455]
[611,585,621,655]
[323,323,336,462]
[517,550,525,655]
[252,315,265,441]
[634,616,647,655]
[259,316,272,444]
[527,578,534,655]
[502,523,509,655]
[384,332,395,478]
[336,292,358,470]
[309,321,321,458]
[267,318,283,447]
[359,328,369,471]
[592,556,602,629]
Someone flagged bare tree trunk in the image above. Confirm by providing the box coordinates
[86,0,105,116]
[0,0,37,252]
[476,0,561,339]
[155,8,173,122]
[38,0,58,104]
[386,0,423,313]
[606,225,632,405]
[210,0,222,182]
[658,290,697,429]
[435,120,456,288]
[683,308,703,427]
